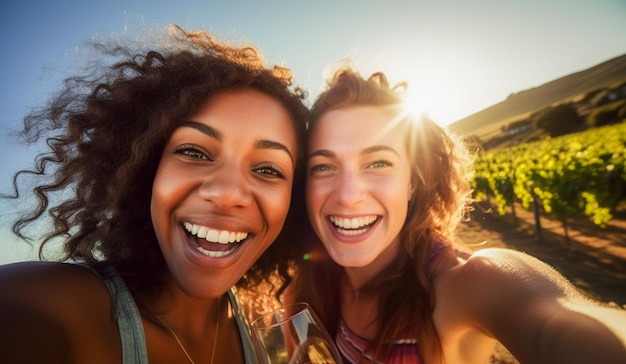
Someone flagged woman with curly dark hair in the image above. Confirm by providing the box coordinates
[0,25,307,363]
[291,66,626,363]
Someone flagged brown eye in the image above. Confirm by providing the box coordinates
[175,144,211,160]
[254,164,286,179]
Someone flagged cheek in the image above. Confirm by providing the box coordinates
[151,167,177,214]
[262,186,293,233]
[390,182,412,217]
[151,160,199,207]
[150,163,192,235]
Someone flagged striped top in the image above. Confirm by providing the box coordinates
[336,317,423,364]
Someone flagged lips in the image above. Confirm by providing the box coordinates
[183,222,249,258]
[329,215,378,236]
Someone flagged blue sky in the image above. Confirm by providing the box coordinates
[1,0,625,263]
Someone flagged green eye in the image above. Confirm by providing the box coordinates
[312,164,329,172]
[368,160,392,168]
[309,164,334,175]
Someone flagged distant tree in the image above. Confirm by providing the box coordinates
[580,87,608,104]
[532,103,584,137]
[587,100,626,127]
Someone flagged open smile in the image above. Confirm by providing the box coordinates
[183,222,250,257]
[329,215,379,236]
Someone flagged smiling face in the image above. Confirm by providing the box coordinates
[306,106,415,273]
[151,88,297,298]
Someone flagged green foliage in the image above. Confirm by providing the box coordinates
[587,100,626,127]
[471,122,626,228]
[532,103,584,137]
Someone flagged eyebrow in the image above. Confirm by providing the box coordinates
[181,120,221,141]
[362,145,400,157]
[307,149,334,162]
[182,120,294,163]
[307,145,400,162]
[256,140,294,164]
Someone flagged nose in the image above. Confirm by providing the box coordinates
[334,170,366,207]
[197,167,253,209]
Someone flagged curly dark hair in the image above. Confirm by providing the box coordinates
[9,25,308,302]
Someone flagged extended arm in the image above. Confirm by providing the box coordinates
[456,248,626,364]
[0,261,120,363]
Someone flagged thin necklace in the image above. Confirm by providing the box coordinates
[155,296,221,364]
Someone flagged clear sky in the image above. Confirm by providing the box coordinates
[1,0,625,263]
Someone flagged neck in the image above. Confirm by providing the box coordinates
[149,294,226,364]
[339,274,380,339]
[343,239,401,291]
[144,275,226,337]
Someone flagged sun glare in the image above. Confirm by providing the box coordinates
[347,56,460,127]
[401,88,430,120]
[401,81,455,127]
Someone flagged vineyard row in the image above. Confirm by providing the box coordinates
[470,121,626,233]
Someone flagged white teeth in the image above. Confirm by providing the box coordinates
[329,215,378,237]
[207,229,218,242]
[183,222,248,244]
[197,226,208,239]
[191,239,237,258]
[337,227,368,236]
[329,215,378,229]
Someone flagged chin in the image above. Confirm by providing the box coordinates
[330,253,374,268]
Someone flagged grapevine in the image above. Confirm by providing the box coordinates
[471,122,626,234]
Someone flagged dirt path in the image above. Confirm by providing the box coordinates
[459,201,626,305]
[456,201,626,363]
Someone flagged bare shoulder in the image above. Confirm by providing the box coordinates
[0,261,119,363]
[0,260,112,302]
[438,248,626,363]
[455,247,580,299]
[435,247,585,334]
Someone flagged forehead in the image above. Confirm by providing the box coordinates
[192,89,289,126]
[187,88,298,150]
[310,106,405,150]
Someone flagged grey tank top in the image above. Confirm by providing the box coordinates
[84,264,257,363]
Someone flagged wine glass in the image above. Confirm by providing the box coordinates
[250,302,343,364]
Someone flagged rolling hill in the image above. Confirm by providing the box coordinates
[449,53,626,136]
